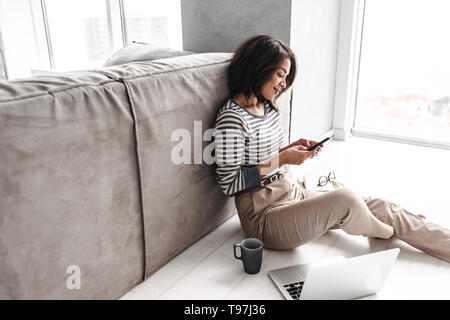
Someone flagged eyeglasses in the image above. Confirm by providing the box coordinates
[317,171,336,187]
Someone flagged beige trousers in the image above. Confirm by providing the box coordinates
[234,171,450,263]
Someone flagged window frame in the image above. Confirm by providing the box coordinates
[5,0,181,77]
[30,0,126,72]
[4,0,181,77]
[333,0,365,142]
[333,0,450,150]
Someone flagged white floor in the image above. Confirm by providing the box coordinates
[121,136,450,300]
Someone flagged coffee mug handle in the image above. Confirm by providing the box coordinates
[233,244,242,260]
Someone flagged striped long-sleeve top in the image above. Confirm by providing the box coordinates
[214,99,285,196]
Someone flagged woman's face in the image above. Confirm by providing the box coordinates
[260,58,291,101]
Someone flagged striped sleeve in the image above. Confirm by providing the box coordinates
[214,108,262,196]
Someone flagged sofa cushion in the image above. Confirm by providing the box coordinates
[96,53,238,277]
[93,53,291,278]
[0,72,144,299]
[0,52,292,299]
[103,41,193,67]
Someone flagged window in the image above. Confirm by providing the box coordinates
[354,0,450,144]
[0,0,182,79]
[0,29,7,80]
[0,0,45,79]
[45,0,112,71]
[122,0,182,50]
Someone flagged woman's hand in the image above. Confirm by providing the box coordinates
[288,138,309,148]
[281,138,323,155]
[259,142,321,178]
[289,138,322,150]
[279,145,317,166]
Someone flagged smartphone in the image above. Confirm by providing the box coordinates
[307,135,335,151]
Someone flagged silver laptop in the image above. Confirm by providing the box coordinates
[269,248,400,300]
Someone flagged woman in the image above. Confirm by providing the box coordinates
[214,35,450,262]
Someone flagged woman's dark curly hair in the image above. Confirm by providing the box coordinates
[228,35,297,111]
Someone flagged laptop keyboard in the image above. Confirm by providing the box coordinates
[284,281,304,300]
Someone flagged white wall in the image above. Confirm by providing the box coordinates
[181,0,341,141]
[289,0,341,141]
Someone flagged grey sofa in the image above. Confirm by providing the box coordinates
[0,52,292,299]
